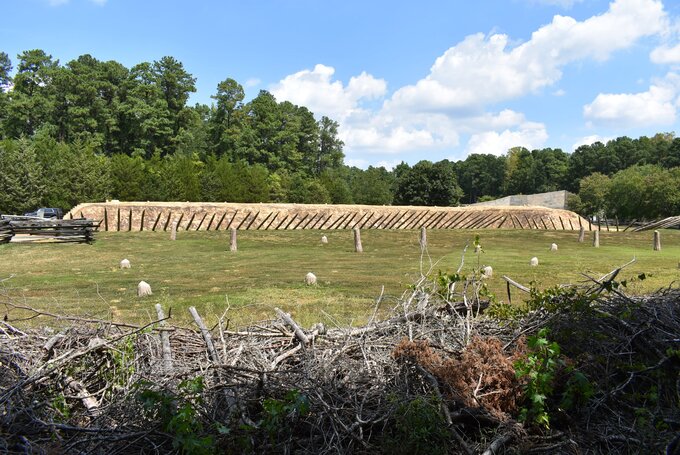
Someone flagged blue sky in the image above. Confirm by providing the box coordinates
[3,0,680,168]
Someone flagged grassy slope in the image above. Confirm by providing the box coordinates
[1,229,678,328]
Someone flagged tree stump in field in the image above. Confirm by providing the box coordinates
[230,228,238,252]
[593,230,600,248]
[170,222,177,241]
[578,226,585,242]
[653,230,661,251]
[353,227,363,253]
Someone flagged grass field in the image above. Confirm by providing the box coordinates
[1,228,679,328]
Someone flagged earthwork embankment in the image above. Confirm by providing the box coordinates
[65,202,590,232]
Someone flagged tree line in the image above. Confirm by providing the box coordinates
[1,50,679,221]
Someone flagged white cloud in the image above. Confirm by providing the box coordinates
[465,122,549,156]
[270,64,386,122]
[245,78,261,88]
[271,0,669,164]
[650,43,680,64]
[572,134,613,151]
[388,0,666,113]
[583,72,680,126]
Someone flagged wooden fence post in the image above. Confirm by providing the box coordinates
[593,230,600,248]
[578,226,585,243]
[230,227,238,252]
[653,230,661,251]
[420,226,427,250]
[170,221,177,241]
[353,227,363,253]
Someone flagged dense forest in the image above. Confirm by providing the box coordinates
[1,50,679,221]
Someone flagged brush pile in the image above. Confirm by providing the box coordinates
[0,264,678,454]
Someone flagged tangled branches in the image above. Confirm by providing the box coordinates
[0,264,678,454]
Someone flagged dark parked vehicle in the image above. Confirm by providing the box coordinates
[23,208,64,219]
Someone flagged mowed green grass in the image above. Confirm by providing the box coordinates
[1,229,679,328]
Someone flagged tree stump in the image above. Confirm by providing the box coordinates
[578,226,585,242]
[230,228,238,252]
[593,230,600,248]
[353,227,363,253]
[653,230,661,251]
[419,226,427,250]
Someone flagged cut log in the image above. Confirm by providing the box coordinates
[275,307,310,345]
[189,306,219,363]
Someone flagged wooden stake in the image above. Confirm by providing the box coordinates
[578,226,585,242]
[170,221,177,241]
[653,230,661,251]
[593,230,600,248]
[155,304,173,372]
[353,227,363,253]
[230,227,237,252]
[419,226,427,250]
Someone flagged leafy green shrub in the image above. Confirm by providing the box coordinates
[381,396,451,455]
[137,376,216,454]
[514,329,593,429]
[259,389,310,444]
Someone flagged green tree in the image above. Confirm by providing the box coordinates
[606,165,673,220]
[577,172,611,218]
[5,49,59,137]
[152,56,196,137]
[159,153,202,201]
[350,166,394,205]
[109,154,146,201]
[287,174,331,204]
[456,153,506,203]
[34,134,110,210]
[320,168,353,204]
[314,116,344,175]
[0,52,11,88]
[0,52,11,137]
[0,139,45,213]
[209,78,244,157]
[394,160,462,206]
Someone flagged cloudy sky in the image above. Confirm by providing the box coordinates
[3,0,680,168]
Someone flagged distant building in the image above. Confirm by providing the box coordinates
[471,190,568,210]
